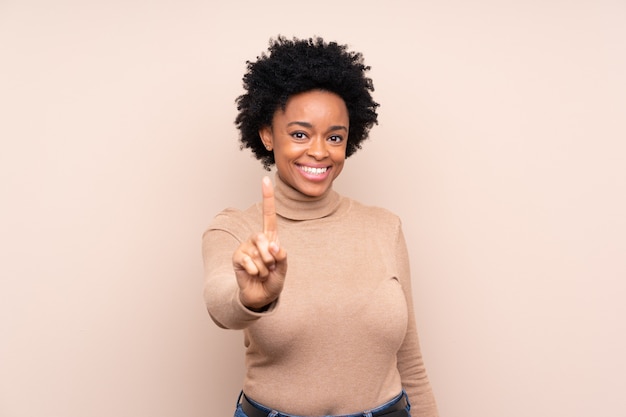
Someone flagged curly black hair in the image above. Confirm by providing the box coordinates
[235,35,380,170]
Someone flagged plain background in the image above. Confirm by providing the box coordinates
[1,1,625,416]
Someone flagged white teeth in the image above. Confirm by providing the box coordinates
[300,166,328,175]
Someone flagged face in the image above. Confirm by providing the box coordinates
[259,90,349,197]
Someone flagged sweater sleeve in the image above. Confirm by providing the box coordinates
[395,225,439,417]
[202,210,278,330]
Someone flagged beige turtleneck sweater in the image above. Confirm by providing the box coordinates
[202,175,438,417]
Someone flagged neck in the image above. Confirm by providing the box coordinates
[273,173,341,220]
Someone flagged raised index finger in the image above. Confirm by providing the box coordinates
[262,176,277,241]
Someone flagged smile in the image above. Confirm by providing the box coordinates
[298,165,329,175]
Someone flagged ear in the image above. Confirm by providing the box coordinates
[259,126,274,151]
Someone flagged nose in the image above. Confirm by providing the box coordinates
[307,137,329,160]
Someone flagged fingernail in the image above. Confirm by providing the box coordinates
[269,242,278,253]
[269,263,276,271]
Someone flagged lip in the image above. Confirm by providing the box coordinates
[296,163,332,182]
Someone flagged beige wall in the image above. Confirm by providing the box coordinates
[1,1,625,416]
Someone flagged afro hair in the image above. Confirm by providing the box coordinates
[235,35,380,170]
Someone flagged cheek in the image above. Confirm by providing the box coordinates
[333,146,347,163]
[331,150,346,176]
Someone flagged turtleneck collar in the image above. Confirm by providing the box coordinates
[272,173,342,221]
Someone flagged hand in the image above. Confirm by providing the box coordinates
[232,176,287,310]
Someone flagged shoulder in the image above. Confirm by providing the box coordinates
[346,198,402,230]
[204,205,261,240]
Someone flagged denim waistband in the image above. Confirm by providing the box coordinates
[237,389,409,417]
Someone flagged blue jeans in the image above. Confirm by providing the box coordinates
[233,390,411,417]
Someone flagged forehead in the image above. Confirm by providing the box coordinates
[275,90,349,122]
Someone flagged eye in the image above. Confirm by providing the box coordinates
[328,135,344,143]
[290,131,308,140]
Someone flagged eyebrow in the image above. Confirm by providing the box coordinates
[287,121,348,132]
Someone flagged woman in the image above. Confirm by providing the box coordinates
[203,36,438,417]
